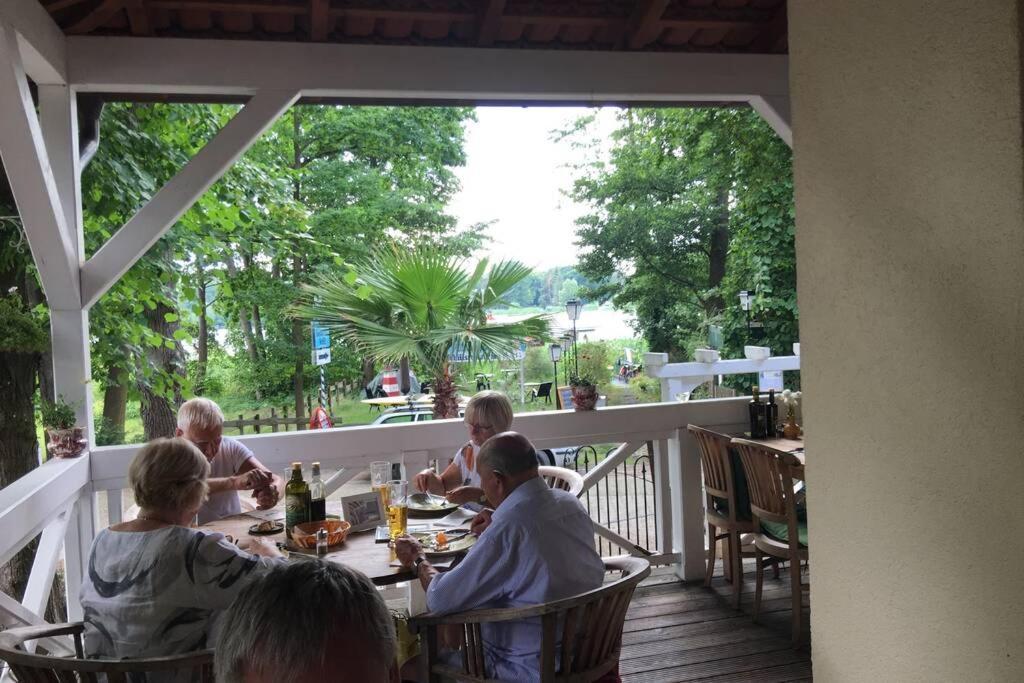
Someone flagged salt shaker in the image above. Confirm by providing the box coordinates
[316,528,328,557]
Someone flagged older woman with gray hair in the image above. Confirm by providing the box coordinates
[414,390,515,506]
[215,561,399,682]
[79,437,284,671]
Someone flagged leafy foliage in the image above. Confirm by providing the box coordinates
[0,295,47,354]
[40,397,77,429]
[561,108,797,383]
[292,247,551,417]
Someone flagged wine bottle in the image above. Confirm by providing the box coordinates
[749,385,766,439]
[285,462,310,539]
[766,389,778,438]
[309,461,326,522]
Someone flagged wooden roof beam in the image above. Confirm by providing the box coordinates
[310,0,329,42]
[66,0,127,35]
[125,0,152,36]
[477,0,506,46]
[749,5,788,53]
[623,0,669,50]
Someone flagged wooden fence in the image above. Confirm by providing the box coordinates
[222,385,355,434]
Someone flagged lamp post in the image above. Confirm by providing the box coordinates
[560,335,572,385]
[549,343,562,402]
[739,290,754,338]
[565,299,583,376]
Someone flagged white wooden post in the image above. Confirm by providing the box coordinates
[644,352,670,401]
[671,427,706,580]
[62,493,94,622]
[652,437,672,556]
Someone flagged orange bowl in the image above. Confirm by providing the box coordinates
[292,519,351,549]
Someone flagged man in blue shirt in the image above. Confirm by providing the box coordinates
[396,432,604,681]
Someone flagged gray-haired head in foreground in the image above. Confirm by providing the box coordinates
[478,431,540,476]
[215,561,396,683]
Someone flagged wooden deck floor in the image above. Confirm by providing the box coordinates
[619,563,812,682]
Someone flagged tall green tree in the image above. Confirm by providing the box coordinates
[292,248,551,418]
[562,108,796,370]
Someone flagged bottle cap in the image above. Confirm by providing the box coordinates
[291,461,301,468]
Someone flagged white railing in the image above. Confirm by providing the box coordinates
[645,352,801,398]
[0,397,751,630]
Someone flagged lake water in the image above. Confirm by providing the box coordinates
[491,306,638,341]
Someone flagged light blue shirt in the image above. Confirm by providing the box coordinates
[426,476,605,681]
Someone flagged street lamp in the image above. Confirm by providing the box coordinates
[739,290,754,338]
[549,343,562,402]
[560,335,572,384]
[565,299,583,376]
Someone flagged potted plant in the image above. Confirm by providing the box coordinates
[780,389,803,439]
[42,396,86,458]
[570,374,599,411]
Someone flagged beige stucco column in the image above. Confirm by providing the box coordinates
[789,1,1024,679]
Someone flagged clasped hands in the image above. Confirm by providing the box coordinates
[233,469,279,509]
[413,468,482,505]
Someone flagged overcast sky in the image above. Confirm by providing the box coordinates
[449,107,619,270]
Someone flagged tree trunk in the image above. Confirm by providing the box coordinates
[195,257,209,395]
[707,184,731,313]
[291,109,306,420]
[22,274,56,404]
[138,300,185,440]
[252,304,265,343]
[99,364,128,446]
[292,256,306,420]
[0,350,43,609]
[225,258,260,365]
[399,356,411,394]
[362,358,376,388]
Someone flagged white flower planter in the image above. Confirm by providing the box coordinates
[693,348,720,363]
[744,345,771,361]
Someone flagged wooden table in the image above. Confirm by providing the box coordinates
[202,513,416,586]
[754,436,804,464]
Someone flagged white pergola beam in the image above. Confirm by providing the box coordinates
[750,94,792,147]
[66,36,789,105]
[0,22,79,310]
[80,89,300,308]
[0,0,67,84]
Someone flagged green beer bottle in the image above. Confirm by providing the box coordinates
[285,462,310,539]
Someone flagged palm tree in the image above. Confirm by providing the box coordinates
[292,247,551,418]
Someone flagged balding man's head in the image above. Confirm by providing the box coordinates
[477,432,539,506]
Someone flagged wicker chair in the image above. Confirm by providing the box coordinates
[687,424,758,608]
[409,556,650,682]
[538,466,585,498]
[0,622,215,682]
[731,438,809,647]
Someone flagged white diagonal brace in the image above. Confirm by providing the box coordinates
[750,94,792,147]
[0,0,67,84]
[580,440,646,494]
[0,22,80,310]
[21,505,72,618]
[80,89,300,308]
[592,521,654,557]
[0,592,75,657]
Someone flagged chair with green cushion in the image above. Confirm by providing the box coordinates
[731,438,809,647]
[687,424,757,608]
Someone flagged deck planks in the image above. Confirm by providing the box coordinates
[619,563,812,682]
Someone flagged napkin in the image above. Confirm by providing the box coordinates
[432,507,477,528]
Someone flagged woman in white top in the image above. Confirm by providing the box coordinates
[80,438,283,677]
[414,391,513,505]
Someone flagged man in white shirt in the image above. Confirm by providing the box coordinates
[175,398,283,524]
[396,432,605,681]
